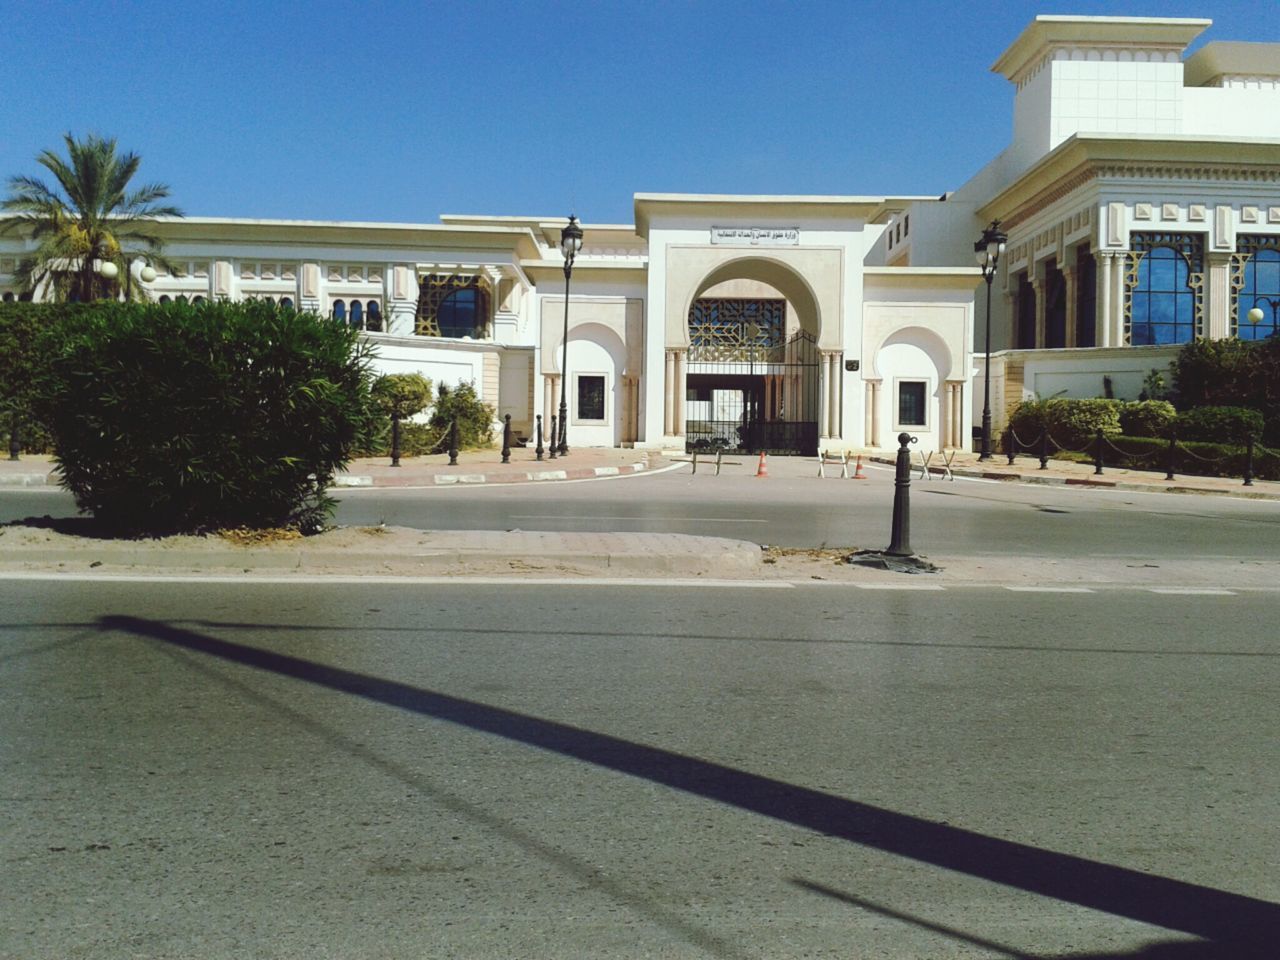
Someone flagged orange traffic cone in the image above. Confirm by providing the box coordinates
[756,451,769,478]
[852,454,867,480]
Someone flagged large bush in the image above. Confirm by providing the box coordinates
[0,302,65,454]
[428,381,494,449]
[1119,400,1177,438]
[1008,397,1122,450]
[32,299,375,534]
[1170,336,1280,445]
[1174,406,1265,445]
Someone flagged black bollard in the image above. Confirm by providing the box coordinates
[1165,430,1177,481]
[558,413,569,457]
[390,414,402,467]
[535,414,544,461]
[1039,430,1049,470]
[1244,437,1255,486]
[1005,427,1016,466]
[548,415,558,460]
[448,418,459,466]
[501,414,512,464]
[886,432,916,557]
[1094,428,1104,475]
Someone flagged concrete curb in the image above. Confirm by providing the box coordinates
[867,456,1279,501]
[1,529,761,577]
[0,472,56,486]
[334,460,650,487]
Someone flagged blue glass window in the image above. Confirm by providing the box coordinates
[350,300,363,328]
[438,288,480,338]
[366,300,381,331]
[280,297,293,310]
[332,299,346,323]
[1238,245,1280,339]
[898,381,927,427]
[1128,234,1202,345]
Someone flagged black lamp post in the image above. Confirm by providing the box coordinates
[974,220,1007,461]
[557,214,583,456]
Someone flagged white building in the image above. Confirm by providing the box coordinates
[4,15,1279,455]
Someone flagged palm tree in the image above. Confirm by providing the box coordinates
[1,133,182,301]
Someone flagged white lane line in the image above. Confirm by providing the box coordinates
[0,572,793,588]
[853,582,946,591]
[1148,587,1236,596]
[1005,586,1095,593]
[510,515,769,524]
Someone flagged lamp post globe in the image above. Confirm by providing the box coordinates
[975,220,1007,461]
[557,214,583,456]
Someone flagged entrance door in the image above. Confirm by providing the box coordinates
[684,303,819,455]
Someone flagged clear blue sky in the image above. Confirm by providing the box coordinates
[2,1,1275,226]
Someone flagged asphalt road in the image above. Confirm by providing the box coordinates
[3,578,1277,959]
[6,462,1276,560]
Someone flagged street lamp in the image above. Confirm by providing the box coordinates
[124,257,157,301]
[974,220,1007,461]
[557,214,584,456]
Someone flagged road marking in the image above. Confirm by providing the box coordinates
[853,582,946,591]
[1005,586,1095,593]
[1148,587,1236,596]
[510,515,769,523]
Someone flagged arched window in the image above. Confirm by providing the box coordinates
[332,299,346,323]
[1126,233,1203,345]
[159,295,171,304]
[175,295,188,304]
[192,296,206,304]
[280,296,294,310]
[2,292,14,302]
[350,300,363,328]
[437,288,479,338]
[1235,240,1280,339]
[367,300,381,331]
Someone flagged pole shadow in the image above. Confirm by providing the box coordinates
[100,614,1280,951]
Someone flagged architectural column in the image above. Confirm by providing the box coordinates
[1061,263,1079,349]
[1110,250,1129,347]
[826,351,842,439]
[1206,252,1233,339]
[1097,252,1113,348]
[543,375,554,431]
[673,349,687,437]
[663,350,675,436]
[869,380,882,447]
[1032,273,1047,349]
[818,353,831,439]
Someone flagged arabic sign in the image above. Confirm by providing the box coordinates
[710,226,800,246]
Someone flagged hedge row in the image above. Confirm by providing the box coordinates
[1010,397,1267,447]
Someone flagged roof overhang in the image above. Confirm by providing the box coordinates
[633,193,935,236]
[992,16,1211,83]
[977,134,1280,227]
[1184,41,1280,87]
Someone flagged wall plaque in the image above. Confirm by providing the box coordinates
[711,226,800,246]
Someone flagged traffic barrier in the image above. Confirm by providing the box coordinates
[817,450,850,478]
[852,454,867,480]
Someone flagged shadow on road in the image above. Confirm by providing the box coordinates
[100,613,1280,955]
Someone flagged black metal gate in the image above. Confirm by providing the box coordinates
[684,309,820,456]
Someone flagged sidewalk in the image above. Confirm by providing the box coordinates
[0,448,662,489]
[865,448,1280,501]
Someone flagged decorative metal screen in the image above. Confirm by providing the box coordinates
[1124,233,1205,345]
[415,274,491,338]
[688,298,786,362]
[1230,235,1280,338]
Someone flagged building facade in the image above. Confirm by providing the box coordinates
[3,15,1278,454]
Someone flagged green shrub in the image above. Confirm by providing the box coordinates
[1008,397,1122,450]
[1100,434,1279,482]
[32,299,375,534]
[1119,400,1177,438]
[1175,406,1265,445]
[370,372,433,420]
[355,421,452,458]
[0,303,68,455]
[428,381,494,449]
[1169,336,1280,445]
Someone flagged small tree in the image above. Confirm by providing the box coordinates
[428,381,494,449]
[370,373,433,465]
[32,299,375,534]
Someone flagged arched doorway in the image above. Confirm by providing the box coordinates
[683,266,821,455]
